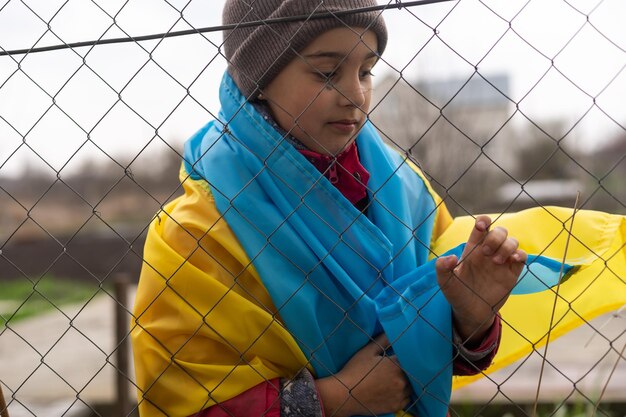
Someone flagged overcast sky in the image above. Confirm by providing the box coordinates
[0,0,625,178]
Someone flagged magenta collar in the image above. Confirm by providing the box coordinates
[298,142,370,206]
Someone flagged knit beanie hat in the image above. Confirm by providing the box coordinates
[222,0,388,98]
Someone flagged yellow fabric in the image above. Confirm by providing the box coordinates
[132,167,626,415]
[132,177,310,417]
[435,208,626,388]
[405,158,454,246]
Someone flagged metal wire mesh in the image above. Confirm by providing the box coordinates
[0,1,625,416]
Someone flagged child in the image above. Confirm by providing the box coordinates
[131,1,625,417]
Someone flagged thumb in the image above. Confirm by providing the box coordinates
[436,255,459,290]
[436,255,458,280]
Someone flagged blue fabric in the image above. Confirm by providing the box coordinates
[184,72,446,416]
[374,244,573,416]
[183,72,573,417]
[515,255,575,295]
[376,258,453,416]
[436,245,575,296]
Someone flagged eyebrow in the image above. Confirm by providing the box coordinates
[303,51,379,61]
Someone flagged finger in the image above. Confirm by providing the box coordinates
[481,226,508,256]
[435,255,458,288]
[436,255,458,275]
[509,248,528,264]
[365,333,390,355]
[491,237,518,265]
[509,249,527,276]
[401,376,413,405]
[402,383,413,399]
[387,357,409,382]
[465,215,492,249]
[389,355,402,367]
[400,394,412,411]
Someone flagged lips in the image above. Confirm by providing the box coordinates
[328,119,360,133]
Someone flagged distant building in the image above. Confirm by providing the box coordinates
[417,74,510,109]
[371,72,522,213]
[497,179,584,211]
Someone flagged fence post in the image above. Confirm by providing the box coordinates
[0,384,9,417]
[114,273,131,417]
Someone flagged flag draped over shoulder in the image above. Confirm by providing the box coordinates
[131,72,626,417]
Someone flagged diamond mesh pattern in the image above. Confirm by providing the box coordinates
[0,1,624,416]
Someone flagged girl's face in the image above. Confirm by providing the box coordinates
[262,27,379,155]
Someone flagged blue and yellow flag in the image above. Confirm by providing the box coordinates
[130,72,626,417]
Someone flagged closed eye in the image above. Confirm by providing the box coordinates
[360,69,374,79]
[316,70,337,82]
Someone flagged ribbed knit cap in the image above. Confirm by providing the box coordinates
[222,0,388,98]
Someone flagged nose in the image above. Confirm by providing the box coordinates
[335,74,368,109]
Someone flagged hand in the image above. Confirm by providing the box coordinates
[436,215,527,345]
[315,334,411,417]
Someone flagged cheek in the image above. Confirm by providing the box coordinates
[271,93,322,132]
[280,87,319,116]
[364,96,372,113]
[287,88,329,121]
[297,84,330,109]
[301,95,335,128]
[363,80,373,104]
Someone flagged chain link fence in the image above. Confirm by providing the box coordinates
[1,0,625,416]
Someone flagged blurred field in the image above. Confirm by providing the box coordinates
[0,277,98,327]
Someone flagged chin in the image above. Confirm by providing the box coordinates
[330,139,356,155]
